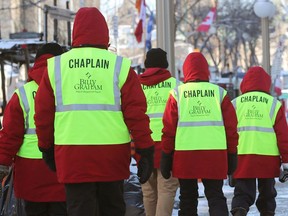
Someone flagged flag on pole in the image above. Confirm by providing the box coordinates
[135,0,141,13]
[145,12,154,50]
[134,0,146,43]
[197,7,216,32]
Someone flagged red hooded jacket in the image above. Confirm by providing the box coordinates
[0,54,66,202]
[138,67,173,168]
[233,66,288,178]
[161,52,239,179]
[34,7,153,183]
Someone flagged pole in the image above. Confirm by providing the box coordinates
[0,60,7,113]
[44,5,48,42]
[156,0,175,76]
[22,45,30,81]
[66,1,71,46]
[53,0,58,42]
[261,17,270,75]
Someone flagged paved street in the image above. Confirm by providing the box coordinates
[130,160,288,215]
[172,179,288,215]
[4,164,287,215]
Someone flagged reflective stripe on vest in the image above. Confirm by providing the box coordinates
[232,92,280,156]
[142,77,177,141]
[172,82,227,151]
[15,81,42,159]
[48,48,131,145]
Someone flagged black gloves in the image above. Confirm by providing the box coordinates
[160,151,173,179]
[279,163,288,183]
[228,153,237,175]
[228,175,236,187]
[136,146,154,184]
[227,153,238,187]
[40,147,56,172]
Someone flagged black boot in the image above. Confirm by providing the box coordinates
[260,211,275,216]
[231,207,247,216]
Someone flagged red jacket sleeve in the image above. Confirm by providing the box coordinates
[274,105,288,163]
[0,94,24,165]
[121,68,154,149]
[161,94,178,154]
[221,95,239,154]
[34,69,55,150]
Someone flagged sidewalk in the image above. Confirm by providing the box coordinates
[172,179,288,215]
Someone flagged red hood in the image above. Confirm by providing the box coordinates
[72,7,109,48]
[138,68,171,86]
[240,66,271,94]
[27,54,53,84]
[183,52,210,82]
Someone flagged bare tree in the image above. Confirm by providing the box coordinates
[174,0,262,73]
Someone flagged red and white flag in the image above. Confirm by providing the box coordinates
[197,7,216,32]
[134,0,146,43]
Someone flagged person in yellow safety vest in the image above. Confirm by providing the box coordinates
[34,7,154,216]
[230,66,288,216]
[160,52,239,216]
[138,48,180,216]
[0,43,67,215]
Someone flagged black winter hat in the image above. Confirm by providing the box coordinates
[35,42,63,59]
[144,48,169,69]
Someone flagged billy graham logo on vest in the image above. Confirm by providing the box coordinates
[146,91,167,106]
[189,101,211,116]
[244,105,264,119]
[74,72,103,93]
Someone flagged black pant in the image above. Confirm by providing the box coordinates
[25,201,67,216]
[231,178,277,213]
[178,179,228,216]
[65,181,125,216]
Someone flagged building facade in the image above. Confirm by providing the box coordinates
[0,0,100,45]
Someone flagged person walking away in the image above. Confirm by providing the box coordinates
[138,48,179,216]
[0,43,67,216]
[34,7,154,216]
[230,66,288,216]
[160,52,239,216]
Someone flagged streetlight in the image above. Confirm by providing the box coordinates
[253,0,275,75]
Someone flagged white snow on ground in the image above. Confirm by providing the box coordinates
[130,161,288,216]
[130,159,288,216]
[172,179,288,216]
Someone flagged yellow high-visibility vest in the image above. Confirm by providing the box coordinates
[232,91,281,156]
[142,77,178,141]
[16,81,42,158]
[47,48,131,145]
[171,82,227,151]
